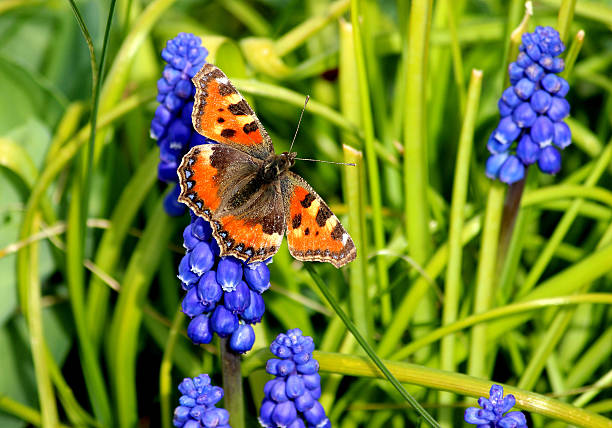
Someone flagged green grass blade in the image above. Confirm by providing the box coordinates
[350,0,386,336]
[160,308,184,428]
[404,0,433,264]
[274,0,350,57]
[519,142,612,296]
[216,0,271,37]
[66,170,113,425]
[561,29,585,79]
[466,182,504,378]
[0,394,69,428]
[305,264,441,428]
[312,352,611,427]
[62,2,117,416]
[18,215,58,427]
[45,344,100,427]
[376,215,482,357]
[95,0,177,163]
[343,145,369,338]
[106,200,176,427]
[86,148,160,349]
[439,69,482,421]
[393,294,612,360]
[557,0,577,44]
[446,1,466,114]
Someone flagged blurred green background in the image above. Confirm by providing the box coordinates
[1,0,612,427]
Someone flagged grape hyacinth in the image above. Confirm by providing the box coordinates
[173,374,231,428]
[464,385,528,428]
[259,329,330,428]
[151,32,212,215]
[486,26,571,184]
[180,212,269,353]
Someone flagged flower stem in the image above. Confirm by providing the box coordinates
[220,338,245,428]
[496,175,526,274]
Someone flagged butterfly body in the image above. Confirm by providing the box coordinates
[178,64,355,268]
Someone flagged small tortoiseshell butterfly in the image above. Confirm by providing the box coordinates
[177,64,356,268]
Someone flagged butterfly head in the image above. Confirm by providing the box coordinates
[279,151,297,170]
[261,152,296,184]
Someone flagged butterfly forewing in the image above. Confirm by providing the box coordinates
[191,64,274,159]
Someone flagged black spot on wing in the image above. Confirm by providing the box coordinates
[228,100,252,116]
[207,68,225,79]
[292,213,302,229]
[315,205,332,227]
[243,121,258,134]
[300,193,316,208]
[217,117,225,123]
[331,222,343,240]
[219,84,236,96]
[304,227,310,236]
[221,129,236,138]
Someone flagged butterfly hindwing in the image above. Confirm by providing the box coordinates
[178,144,285,263]
[191,64,274,159]
[283,172,356,268]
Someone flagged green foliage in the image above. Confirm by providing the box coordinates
[1,0,612,427]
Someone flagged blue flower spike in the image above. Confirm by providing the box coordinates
[154,34,271,351]
[151,33,213,216]
[179,213,271,353]
[259,329,331,428]
[173,374,231,428]
[464,384,527,428]
[486,26,571,184]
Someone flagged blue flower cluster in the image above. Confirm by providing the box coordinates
[259,329,330,428]
[486,26,571,184]
[173,374,231,428]
[464,385,527,428]
[180,213,269,353]
[151,32,211,216]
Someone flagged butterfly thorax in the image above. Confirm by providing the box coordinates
[225,152,296,212]
[260,151,296,184]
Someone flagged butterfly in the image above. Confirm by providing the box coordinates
[177,64,356,268]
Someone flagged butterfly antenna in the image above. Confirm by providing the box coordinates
[294,158,356,167]
[289,95,310,154]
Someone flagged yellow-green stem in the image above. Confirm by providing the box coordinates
[439,69,482,425]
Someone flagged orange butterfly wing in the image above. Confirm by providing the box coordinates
[191,64,273,159]
[284,172,356,268]
[178,145,284,262]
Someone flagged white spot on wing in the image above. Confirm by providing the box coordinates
[342,233,349,245]
[216,76,229,85]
